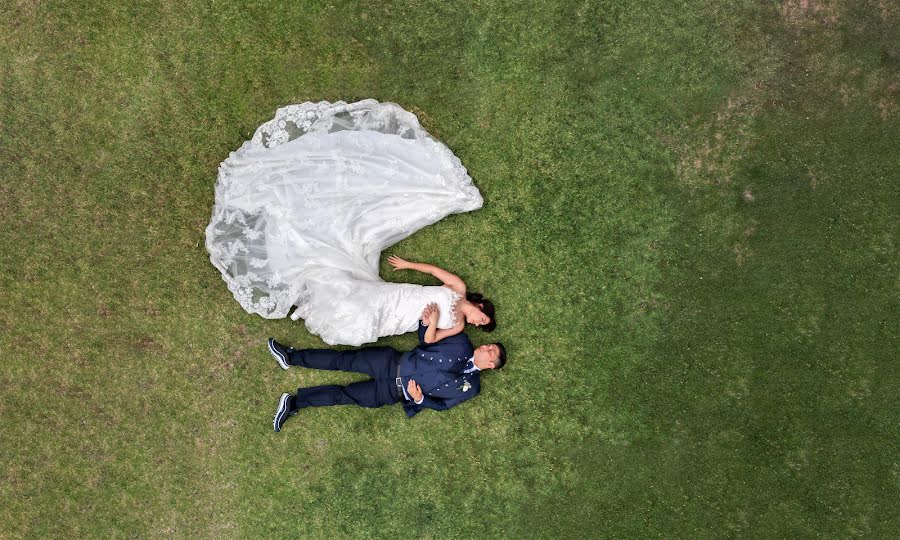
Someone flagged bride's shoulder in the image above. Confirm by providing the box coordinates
[441,283,466,296]
[424,284,463,303]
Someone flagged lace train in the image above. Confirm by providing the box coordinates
[205,99,481,344]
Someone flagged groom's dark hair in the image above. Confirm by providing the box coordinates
[493,342,507,369]
[467,292,496,332]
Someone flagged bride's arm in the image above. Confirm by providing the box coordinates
[388,256,466,293]
[421,303,464,344]
[427,322,464,344]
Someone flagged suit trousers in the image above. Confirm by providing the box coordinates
[287,347,403,411]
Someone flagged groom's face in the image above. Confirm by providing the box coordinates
[473,344,501,370]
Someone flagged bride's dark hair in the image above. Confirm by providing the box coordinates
[466,292,496,332]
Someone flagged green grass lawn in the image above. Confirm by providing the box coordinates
[1,0,897,537]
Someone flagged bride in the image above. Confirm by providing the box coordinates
[205,99,495,346]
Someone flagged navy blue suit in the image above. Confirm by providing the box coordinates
[398,321,480,417]
[285,322,481,418]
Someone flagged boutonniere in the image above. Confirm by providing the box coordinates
[459,381,472,392]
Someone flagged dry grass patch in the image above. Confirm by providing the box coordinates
[675,81,770,190]
[780,0,840,29]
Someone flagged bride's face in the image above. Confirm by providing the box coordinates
[465,304,491,326]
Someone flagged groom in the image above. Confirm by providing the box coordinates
[268,307,506,431]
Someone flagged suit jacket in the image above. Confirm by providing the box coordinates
[398,322,481,417]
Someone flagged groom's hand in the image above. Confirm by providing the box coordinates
[407,379,423,403]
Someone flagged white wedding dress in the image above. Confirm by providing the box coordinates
[205,99,482,345]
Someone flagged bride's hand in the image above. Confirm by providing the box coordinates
[388,255,410,271]
[421,303,439,325]
[426,303,440,325]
